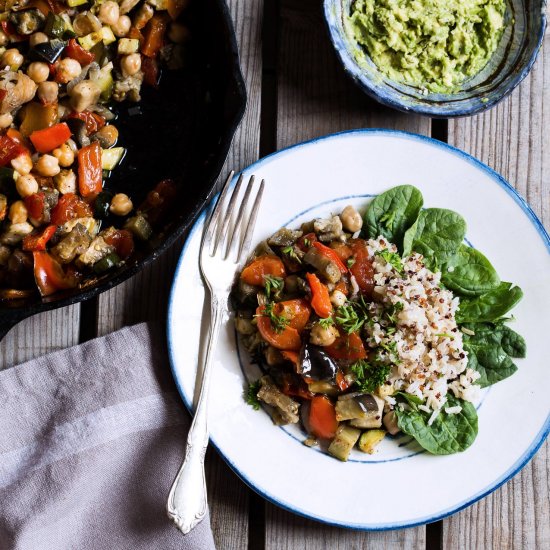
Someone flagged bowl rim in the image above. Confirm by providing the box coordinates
[322,0,548,118]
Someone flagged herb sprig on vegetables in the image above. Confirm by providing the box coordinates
[245,380,262,410]
[350,360,391,394]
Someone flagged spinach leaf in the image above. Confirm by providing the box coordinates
[456,282,523,323]
[364,185,423,250]
[462,322,525,387]
[402,208,466,270]
[395,394,478,455]
[441,245,500,296]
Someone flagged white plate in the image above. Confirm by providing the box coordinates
[167,130,550,530]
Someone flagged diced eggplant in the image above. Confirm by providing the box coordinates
[93,252,120,274]
[32,39,66,64]
[257,375,299,425]
[75,235,115,268]
[60,217,99,237]
[253,240,276,258]
[303,247,341,283]
[233,278,258,307]
[10,9,46,36]
[313,216,344,242]
[328,424,361,461]
[0,222,34,245]
[268,228,303,247]
[383,411,400,435]
[234,314,256,336]
[0,244,11,266]
[306,380,339,395]
[124,214,152,241]
[51,223,92,264]
[66,118,91,148]
[349,395,385,429]
[335,392,379,421]
[299,344,338,382]
[358,429,386,454]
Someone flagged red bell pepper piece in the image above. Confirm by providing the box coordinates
[33,251,77,296]
[349,240,375,296]
[0,135,25,166]
[103,229,134,260]
[50,193,93,225]
[141,56,160,87]
[312,241,348,273]
[24,192,46,222]
[325,332,367,361]
[29,122,71,153]
[64,38,95,66]
[305,272,333,318]
[23,225,57,251]
[141,14,169,58]
[78,141,103,198]
[309,396,338,439]
[68,111,105,135]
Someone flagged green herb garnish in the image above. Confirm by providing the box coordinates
[262,302,290,333]
[245,380,262,410]
[376,249,404,275]
[318,317,334,328]
[350,360,391,393]
[282,245,302,263]
[346,257,356,268]
[264,274,284,300]
[335,303,364,334]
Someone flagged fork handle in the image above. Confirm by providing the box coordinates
[166,295,224,534]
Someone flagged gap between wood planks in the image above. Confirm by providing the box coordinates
[254,1,449,549]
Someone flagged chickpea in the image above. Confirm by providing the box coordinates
[52,143,75,168]
[54,169,77,194]
[11,154,33,176]
[309,321,339,347]
[330,289,347,307]
[27,62,50,83]
[1,49,24,70]
[110,193,133,216]
[120,53,141,76]
[98,1,120,26]
[55,58,82,84]
[8,201,28,224]
[15,174,38,198]
[0,30,9,47]
[340,205,363,233]
[0,113,13,129]
[37,81,59,104]
[69,80,100,112]
[93,125,119,148]
[111,15,131,37]
[34,154,60,177]
[168,23,190,44]
[29,32,48,47]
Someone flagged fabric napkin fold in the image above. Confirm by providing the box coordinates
[0,322,215,550]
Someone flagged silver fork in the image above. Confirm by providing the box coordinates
[166,170,265,534]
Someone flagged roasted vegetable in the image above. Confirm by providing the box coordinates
[358,429,386,454]
[328,425,361,461]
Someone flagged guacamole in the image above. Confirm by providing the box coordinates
[347,0,507,93]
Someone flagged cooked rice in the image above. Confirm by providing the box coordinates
[363,237,481,413]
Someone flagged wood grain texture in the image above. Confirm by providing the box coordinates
[264,1,429,547]
[0,306,80,369]
[444,22,549,550]
[275,0,430,151]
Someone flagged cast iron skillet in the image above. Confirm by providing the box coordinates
[0,0,246,340]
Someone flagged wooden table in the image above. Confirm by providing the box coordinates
[2,1,548,548]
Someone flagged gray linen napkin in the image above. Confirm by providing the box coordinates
[0,322,215,550]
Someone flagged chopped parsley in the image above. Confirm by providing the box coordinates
[384,301,404,324]
[245,380,262,410]
[264,274,284,300]
[346,257,356,268]
[262,302,289,333]
[282,245,302,263]
[335,296,370,334]
[318,317,334,328]
[303,238,312,248]
[376,249,404,275]
[350,360,391,393]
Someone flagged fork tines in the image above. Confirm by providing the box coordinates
[203,171,264,263]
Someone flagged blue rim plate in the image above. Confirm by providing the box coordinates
[167,129,550,530]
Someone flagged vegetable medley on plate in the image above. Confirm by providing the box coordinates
[0,0,190,299]
[234,185,525,461]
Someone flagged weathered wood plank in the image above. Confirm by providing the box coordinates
[444,23,549,550]
[265,1,429,547]
[0,306,80,369]
[94,1,264,547]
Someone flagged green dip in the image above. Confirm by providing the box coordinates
[347,0,507,93]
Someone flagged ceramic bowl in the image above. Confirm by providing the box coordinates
[323,0,547,117]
